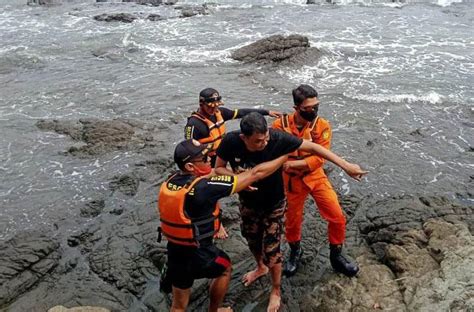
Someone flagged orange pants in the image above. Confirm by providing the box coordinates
[285,176,346,245]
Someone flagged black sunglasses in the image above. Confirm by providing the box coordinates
[190,154,209,163]
[203,96,222,103]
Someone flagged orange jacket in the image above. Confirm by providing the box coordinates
[189,110,226,155]
[158,175,220,246]
[272,113,332,189]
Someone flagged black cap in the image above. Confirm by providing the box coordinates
[199,88,223,108]
[174,139,213,169]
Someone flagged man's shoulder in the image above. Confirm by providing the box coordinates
[218,106,232,114]
[271,116,283,128]
[269,127,293,140]
[166,173,192,189]
[314,117,331,133]
[317,117,330,127]
[186,113,206,125]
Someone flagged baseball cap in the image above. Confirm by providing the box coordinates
[174,139,213,169]
[199,88,223,108]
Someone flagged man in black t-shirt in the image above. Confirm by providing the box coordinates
[215,113,367,312]
[158,139,288,312]
[185,88,281,240]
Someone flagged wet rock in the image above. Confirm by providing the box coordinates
[135,0,164,5]
[87,210,162,296]
[127,0,178,5]
[7,270,135,311]
[37,118,165,156]
[147,13,163,21]
[139,280,168,311]
[67,223,102,251]
[121,0,177,4]
[219,196,241,224]
[48,306,110,312]
[80,199,105,218]
[366,138,377,148]
[0,231,60,307]
[109,207,124,215]
[301,195,474,311]
[93,13,138,23]
[27,0,62,5]
[409,128,424,137]
[109,174,140,197]
[301,246,404,311]
[339,194,363,219]
[231,34,312,63]
[133,158,175,183]
[37,119,83,141]
[177,5,208,18]
[80,119,134,150]
[91,47,125,61]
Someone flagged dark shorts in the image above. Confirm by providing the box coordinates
[167,242,231,290]
[239,199,287,267]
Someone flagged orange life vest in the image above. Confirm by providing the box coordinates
[280,114,319,160]
[190,110,226,155]
[158,175,220,247]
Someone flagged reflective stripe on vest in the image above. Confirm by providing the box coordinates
[280,114,319,160]
[190,110,226,153]
[158,175,220,246]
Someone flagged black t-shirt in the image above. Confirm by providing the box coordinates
[184,107,269,141]
[166,173,236,245]
[216,129,303,210]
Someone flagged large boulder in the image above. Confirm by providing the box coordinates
[176,5,209,18]
[231,34,314,63]
[301,195,474,311]
[93,13,137,23]
[36,118,167,156]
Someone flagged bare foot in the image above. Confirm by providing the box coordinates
[217,307,233,312]
[214,225,228,240]
[267,288,281,312]
[242,266,269,287]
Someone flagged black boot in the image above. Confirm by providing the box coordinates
[159,262,172,294]
[283,242,303,277]
[329,244,359,277]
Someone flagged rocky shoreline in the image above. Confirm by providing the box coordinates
[1,116,472,311]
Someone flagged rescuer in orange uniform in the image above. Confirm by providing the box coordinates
[272,84,359,278]
[158,139,288,312]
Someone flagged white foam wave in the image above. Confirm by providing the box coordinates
[429,172,443,183]
[0,45,27,55]
[436,0,464,6]
[348,91,444,104]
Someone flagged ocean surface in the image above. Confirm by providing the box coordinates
[0,0,473,239]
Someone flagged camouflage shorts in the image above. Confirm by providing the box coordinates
[239,199,287,267]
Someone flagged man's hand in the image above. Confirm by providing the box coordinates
[268,110,283,118]
[343,163,368,181]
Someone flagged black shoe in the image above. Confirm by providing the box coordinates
[329,244,359,277]
[283,242,303,277]
[159,263,172,294]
